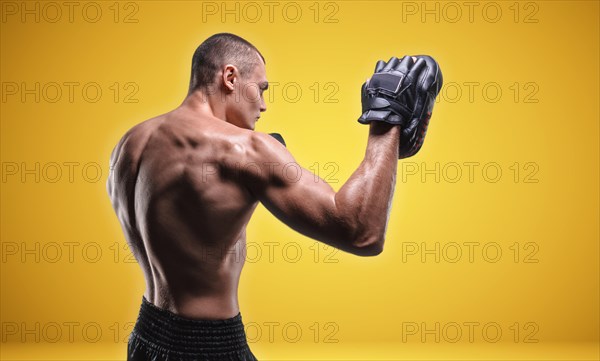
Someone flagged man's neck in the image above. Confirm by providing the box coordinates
[180,90,227,122]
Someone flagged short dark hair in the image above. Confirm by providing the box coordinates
[188,33,265,94]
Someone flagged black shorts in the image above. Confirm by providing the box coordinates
[127,297,258,361]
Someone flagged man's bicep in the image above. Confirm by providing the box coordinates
[243,133,355,251]
[258,164,339,236]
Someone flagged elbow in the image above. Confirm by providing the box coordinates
[334,217,386,256]
[351,235,385,257]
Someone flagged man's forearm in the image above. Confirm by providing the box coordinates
[334,122,400,250]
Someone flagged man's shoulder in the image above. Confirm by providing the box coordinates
[246,131,292,161]
[220,130,290,166]
[218,131,295,185]
[122,115,165,147]
[109,115,165,172]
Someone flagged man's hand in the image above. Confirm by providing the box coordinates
[358,56,426,126]
[358,55,443,159]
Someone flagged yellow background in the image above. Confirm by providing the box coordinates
[1,0,598,359]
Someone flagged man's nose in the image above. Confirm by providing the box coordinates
[260,98,267,112]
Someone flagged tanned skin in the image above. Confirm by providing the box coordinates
[107,51,401,320]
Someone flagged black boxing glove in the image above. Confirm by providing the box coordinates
[358,56,427,125]
[269,133,286,147]
[398,55,443,159]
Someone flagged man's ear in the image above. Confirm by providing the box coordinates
[222,64,238,91]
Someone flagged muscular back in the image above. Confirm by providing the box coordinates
[108,102,396,321]
[107,109,260,319]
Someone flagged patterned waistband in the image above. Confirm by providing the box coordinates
[129,297,254,358]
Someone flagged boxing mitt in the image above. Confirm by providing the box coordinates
[269,133,286,147]
[399,55,443,158]
[358,56,426,126]
[358,55,442,159]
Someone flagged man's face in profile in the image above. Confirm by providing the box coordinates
[230,52,268,130]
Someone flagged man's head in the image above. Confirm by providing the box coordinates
[188,33,268,130]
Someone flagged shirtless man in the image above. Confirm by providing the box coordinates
[107,33,441,360]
